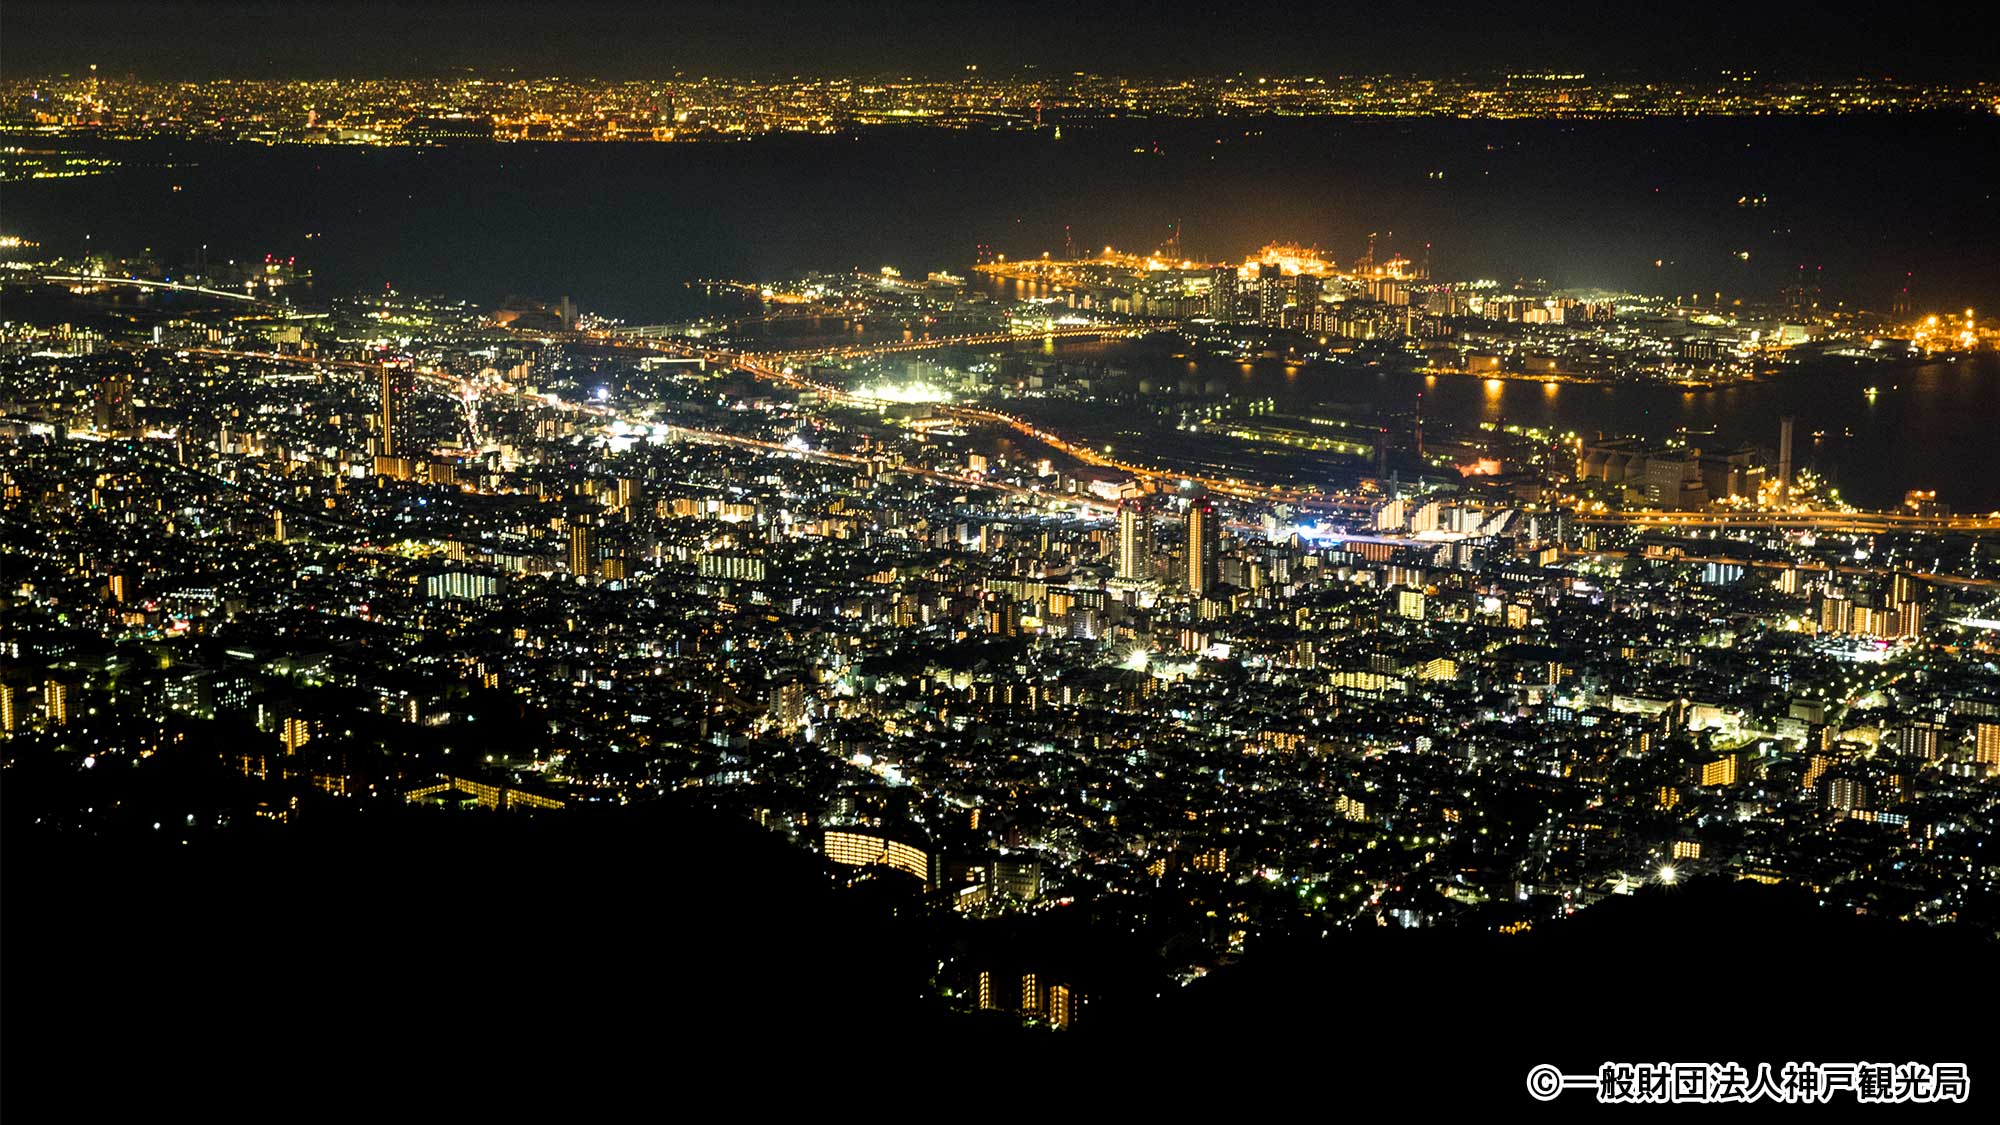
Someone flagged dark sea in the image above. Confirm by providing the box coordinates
[12,116,2000,317]
[7,115,1998,508]
[1054,337,2000,513]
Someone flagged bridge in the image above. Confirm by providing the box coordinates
[41,273,286,308]
[605,324,702,340]
[748,323,1168,360]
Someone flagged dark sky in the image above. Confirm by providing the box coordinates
[6,1,1999,80]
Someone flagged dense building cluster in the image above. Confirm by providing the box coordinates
[5,253,1998,1027]
[5,70,1996,145]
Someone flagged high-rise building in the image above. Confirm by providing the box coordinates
[1891,571,1920,606]
[1294,273,1323,319]
[1185,499,1218,597]
[1697,754,1738,787]
[983,598,1022,637]
[1827,775,1869,812]
[1893,601,1924,639]
[1048,983,1075,1029]
[379,369,397,457]
[1254,263,1286,326]
[0,682,18,733]
[1976,722,2000,771]
[768,680,807,732]
[1208,266,1238,321]
[1116,499,1152,582]
[1777,415,1795,493]
[1892,723,1941,761]
[567,517,596,578]
[1395,588,1426,621]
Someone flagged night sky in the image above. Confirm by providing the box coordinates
[7,1,2000,79]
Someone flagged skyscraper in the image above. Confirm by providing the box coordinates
[1254,263,1286,327]
[1116,499,1152,582]
[1294,273,1323,325]
[1185,498,1218,596]
[1777,415,1795,493]
[1208,266,1239,321]
[379,368,403,458]
[567,517,596,578]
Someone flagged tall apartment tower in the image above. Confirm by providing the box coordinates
[1185,498,1219,597]
[1208,266,1239,321]
[379,368,400,458]
[1116,499,1152,581]
[1777,414,1795,493]
[567,517,596,578]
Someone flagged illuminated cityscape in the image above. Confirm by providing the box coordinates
[6,71,1997,149]
[4,0,1998,1108]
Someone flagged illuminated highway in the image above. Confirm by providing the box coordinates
[1577,510,2000,534]
[649,424,1117,517]
[594,326,1346,505]
[748,324,1165,360]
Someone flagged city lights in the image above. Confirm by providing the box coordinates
[5,8,1999,1099]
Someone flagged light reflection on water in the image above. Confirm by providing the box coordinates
[1056,338,2000,511]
